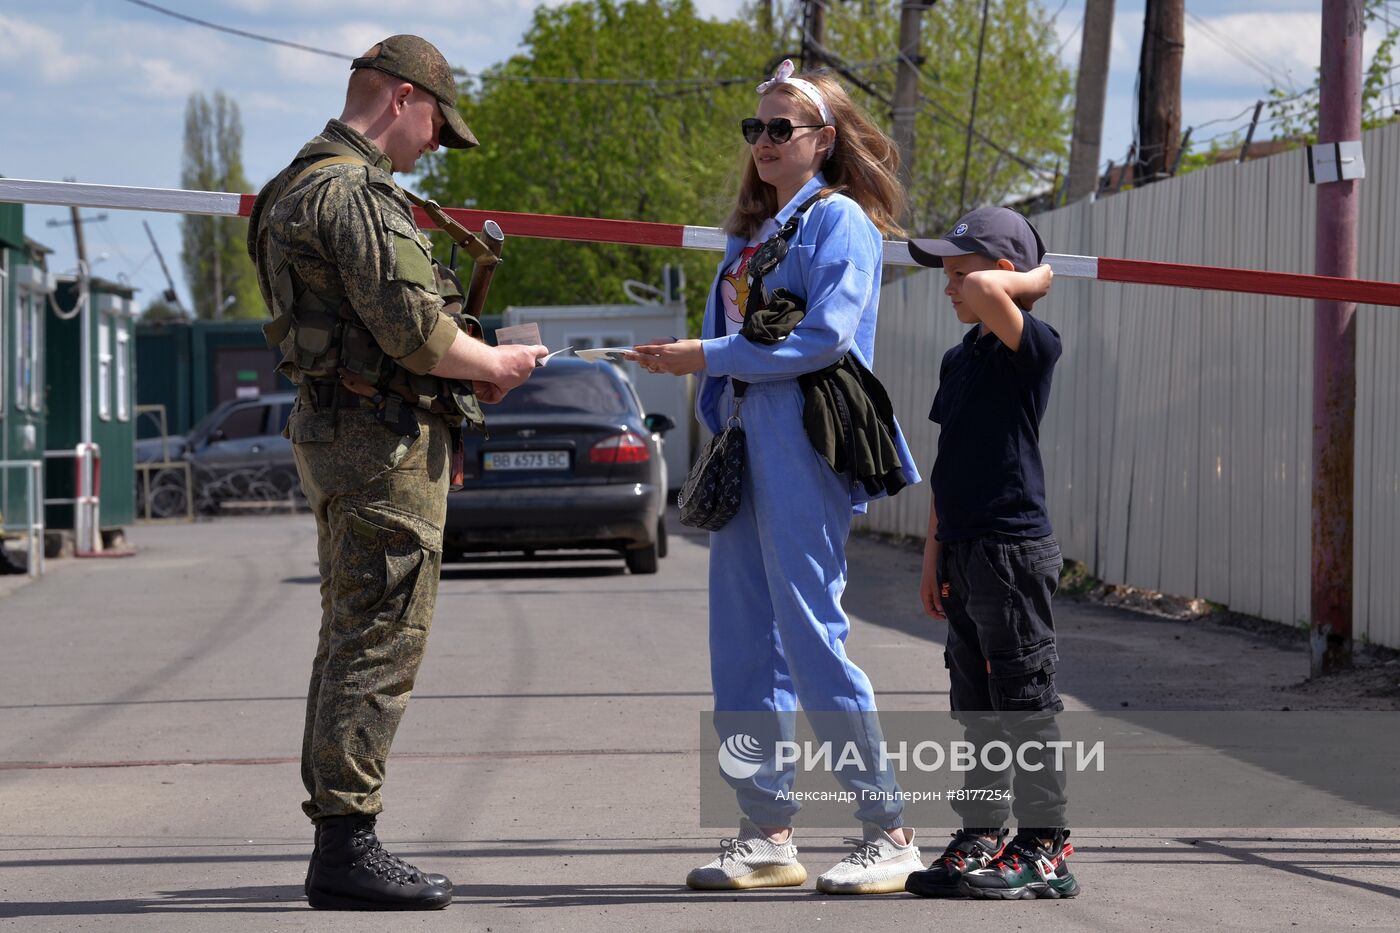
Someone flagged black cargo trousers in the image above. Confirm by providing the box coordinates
[937,533,1067,832]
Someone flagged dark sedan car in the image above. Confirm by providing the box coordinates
[444,357,675,574]
[135,393,299,516]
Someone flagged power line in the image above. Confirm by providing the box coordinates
[1190,100,1262,134]
[918,95,1060,179]
[124,0,1056,187]
[1185,11,1292,92]
[1191,107,1297,151]
[122,0,347,60]
[958,0,993,212]
[122,0,771,88]
[1055,15,1084,58]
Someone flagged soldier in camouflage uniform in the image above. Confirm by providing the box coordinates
[248,35,546,911]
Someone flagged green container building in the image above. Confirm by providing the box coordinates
[45,275,138,536]
[134,319,194,439]
[133,315,508,441]
[135,319,291,439]
[1,202,52,556]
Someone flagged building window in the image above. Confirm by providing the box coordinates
[0,250,7,414]
[98,314,112,421]
[116,321,131,421]
[19,287,41,412]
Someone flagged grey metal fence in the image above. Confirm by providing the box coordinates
[861,120,1400,649]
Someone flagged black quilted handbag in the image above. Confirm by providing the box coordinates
[678,398,746,531]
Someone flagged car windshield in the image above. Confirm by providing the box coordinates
[489,365,631,416]
[186,405,228,440]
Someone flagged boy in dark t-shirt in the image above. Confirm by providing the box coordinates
[901,207,1079,901]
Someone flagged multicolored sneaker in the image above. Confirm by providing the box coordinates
[685,818,808,890]
[904,829,1008,898]
[958,829,1080,900]
[814,823,923,895]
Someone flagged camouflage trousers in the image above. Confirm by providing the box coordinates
[287,394,450,821]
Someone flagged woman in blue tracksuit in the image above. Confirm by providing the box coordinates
[632,61,924,895]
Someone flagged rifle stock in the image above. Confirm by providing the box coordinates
[465,219,505,322]
[404,192,505,325]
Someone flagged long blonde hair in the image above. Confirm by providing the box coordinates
[724,69,906,239]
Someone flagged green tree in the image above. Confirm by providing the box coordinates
[1267,1,1400,143]
[812,0,1072,235]
[420,0,778,330]
[421,0,1069,328]
[140,296,187,322]
[179,91,261,320]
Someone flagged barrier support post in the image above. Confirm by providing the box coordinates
[1310,0,1363,676]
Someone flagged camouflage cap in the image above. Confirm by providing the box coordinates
[352,35,478,149]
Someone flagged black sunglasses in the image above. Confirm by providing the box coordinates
[741,117,828,145]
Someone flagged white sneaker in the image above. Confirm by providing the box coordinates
[815,823,922,895]
[686,818,808,890]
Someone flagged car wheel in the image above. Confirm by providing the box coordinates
[625,543,659,575]
[656,516,668,559]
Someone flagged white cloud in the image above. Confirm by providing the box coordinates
[1183,13,1320,92]
[693,0,746,20]
[226,0,571,20]
[1101,8,1391,96]
[227,0,479,15]
[0,13,100,82]
[239,89,319,117]
[266,22,386,86]
[5,0,1359,310]
[123,56,204,100]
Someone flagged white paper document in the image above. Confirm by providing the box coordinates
[572,346,636,362]
[495,323,542,346]
[537,346,577,365]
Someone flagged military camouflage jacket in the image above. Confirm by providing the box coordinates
[247,119,457,381]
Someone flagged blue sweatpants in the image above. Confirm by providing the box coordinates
[708,379,904,828]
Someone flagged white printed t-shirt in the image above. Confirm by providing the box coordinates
[718,218,780,336]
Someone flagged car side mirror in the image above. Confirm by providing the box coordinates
[210,428,227,443]
[644,413,677,434]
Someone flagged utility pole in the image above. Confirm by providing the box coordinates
[1066,0,1116,203]
[67,194,97,555]
[801,0,826,70]
[958,0,992,214]
[1134,0,1184,184]
[143,220,185,314]
[1311,0,1364,676]
[892,0,934,215]
[212,216,224,321]
[69,205,89,275]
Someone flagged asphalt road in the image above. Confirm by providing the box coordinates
[0,511,1396,931]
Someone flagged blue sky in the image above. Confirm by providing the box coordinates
[0,0,1381,310]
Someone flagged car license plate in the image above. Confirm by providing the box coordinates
[484,450,570,471]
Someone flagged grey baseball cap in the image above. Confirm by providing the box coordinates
[908,206,1045,272]
[353,35,478,149]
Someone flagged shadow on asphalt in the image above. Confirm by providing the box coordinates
[1,836,1394,914]
[438,562,628,581]
[1184,839,1400,900]
[450,882,862,907]
[0,885,304,917]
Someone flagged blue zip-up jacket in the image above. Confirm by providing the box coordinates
[696,173,921,505]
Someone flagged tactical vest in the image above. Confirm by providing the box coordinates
[257,140,485,432]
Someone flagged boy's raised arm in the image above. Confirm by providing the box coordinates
[960,265,1053,352]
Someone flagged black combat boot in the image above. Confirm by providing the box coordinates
[306,815,453,910]
[305,820,453,896]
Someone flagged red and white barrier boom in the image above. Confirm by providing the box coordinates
[4,177,1399,307]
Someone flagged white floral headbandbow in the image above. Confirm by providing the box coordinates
[756,58,834,126]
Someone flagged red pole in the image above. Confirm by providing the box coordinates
[1311,0,1364,676]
